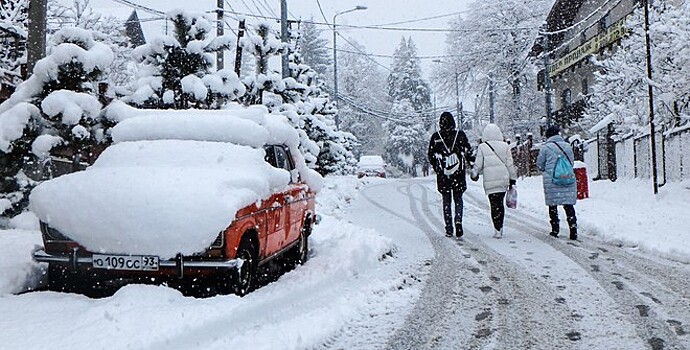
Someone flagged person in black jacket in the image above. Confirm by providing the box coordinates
[427,112,475,238]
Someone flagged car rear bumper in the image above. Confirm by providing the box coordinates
[33,248,240,279]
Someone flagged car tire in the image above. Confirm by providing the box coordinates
[232,236,258,296]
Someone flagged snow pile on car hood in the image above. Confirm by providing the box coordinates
[30,104,323,259]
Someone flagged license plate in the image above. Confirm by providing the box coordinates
[92,254,159,271]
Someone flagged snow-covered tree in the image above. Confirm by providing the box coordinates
[0,27,113,216]
[337,39,388,156]
[127,10,234,109]
[440,0,549,133]
[272,53,357,176]
[385,37,432,175]
[384,100,427,174]
[240,22,287,105]
[583,2,690,135]
[297,19,331,78]
[388,37,432,112]
[47,0,135,89]
[0,0,28,82]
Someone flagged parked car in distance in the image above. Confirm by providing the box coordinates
[356,155,386,178]
[30,104,321,297]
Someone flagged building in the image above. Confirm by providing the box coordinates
[532,0,640,130]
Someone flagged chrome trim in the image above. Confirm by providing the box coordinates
[32,249,239,270]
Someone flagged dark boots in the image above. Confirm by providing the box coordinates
[549,220,559,238]
[548,205,578,240]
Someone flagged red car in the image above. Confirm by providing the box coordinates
[31,106,320,296]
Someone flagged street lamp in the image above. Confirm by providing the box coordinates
[333,5,367,128]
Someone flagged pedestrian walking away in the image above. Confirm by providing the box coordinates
[428,112,474,239]
[536,125,579,240]
[471,123,517,239]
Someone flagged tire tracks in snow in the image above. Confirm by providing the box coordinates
[412,181,576,350]
[463,189,690,350]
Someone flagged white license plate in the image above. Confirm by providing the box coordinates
[92,254,159,271]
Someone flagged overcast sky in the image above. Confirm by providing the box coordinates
[81,0,474,76]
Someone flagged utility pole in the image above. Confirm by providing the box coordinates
[216,0,224,70]
[234,20,245,76]
[280,0,289,78]
[643,0,659,194]
[541,32,553,126]
[488,72,495,124]
[26,0,47,75]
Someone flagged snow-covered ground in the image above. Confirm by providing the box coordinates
[0,174,688,349]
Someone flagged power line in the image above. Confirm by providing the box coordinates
[315,0,330,27]
[258,0,278,18]
[217,9,537,33]
[369,10,469,27]
[109,0,164,16]
[248,0,266,17]
[335,31,391,72]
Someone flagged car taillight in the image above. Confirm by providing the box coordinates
[39,222,72,241]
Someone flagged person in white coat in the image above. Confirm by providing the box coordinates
[471,124,517,238]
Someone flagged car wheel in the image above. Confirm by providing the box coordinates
[233,236,258,296]
[294,224,310,265]
[284,221,310,272]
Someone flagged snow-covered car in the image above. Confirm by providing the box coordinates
[356,155,386,178]
[30,103,322,296]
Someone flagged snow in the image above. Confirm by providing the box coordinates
[0,175,688,348]
[180,74,208,101]
[31,135,63,159]
[0,102,41,152]
[41,90,102,126]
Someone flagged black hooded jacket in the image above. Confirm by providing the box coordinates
[427,112,474,193]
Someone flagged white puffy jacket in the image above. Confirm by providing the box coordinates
[472,124,517,195]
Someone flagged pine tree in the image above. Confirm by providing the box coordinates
[239,22,287,105]
[127,10,235,109]
[385,37,432,175]
[336,39,388,156]
[0,27,113,217]
[272,53,357,176]
[297,19,331,78]
[47,0,135,89]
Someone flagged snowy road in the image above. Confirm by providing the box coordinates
[339,178,690,350]
[1,177,689,350]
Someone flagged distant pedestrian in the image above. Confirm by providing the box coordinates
[428,112,474,238]
[536,125,578,240]
[470,124,517,239]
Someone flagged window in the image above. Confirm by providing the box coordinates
[561,88,572,107]
[274,146,292,171]
[264,145,293,172]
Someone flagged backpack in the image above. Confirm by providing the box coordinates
[551,142,575,186]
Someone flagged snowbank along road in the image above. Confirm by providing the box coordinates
[332,178,690,350]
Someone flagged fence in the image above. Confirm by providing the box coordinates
[587,124,690,183]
